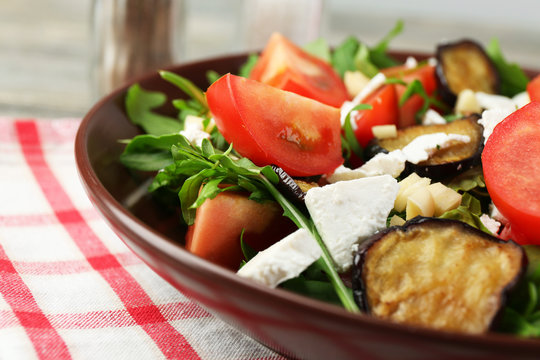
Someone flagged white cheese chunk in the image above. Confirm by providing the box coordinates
[475,92,516,111]
[477,107,514,144]
[179,128,210,147]
[184,115,205,131]
[305,175,399,272]
[357,150,406,178]
[422,109,447,125]
[237,229,321,288]
[512,91,531,109]
[326,150,406,183]
[404,56,418,69]
[401,132,471,164]
[480,214,501,235]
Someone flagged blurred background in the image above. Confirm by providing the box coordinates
[1,0,538,118]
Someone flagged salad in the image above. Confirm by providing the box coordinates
[119,21,540,337]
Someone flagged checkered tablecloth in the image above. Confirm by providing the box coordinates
[0,118,285,360]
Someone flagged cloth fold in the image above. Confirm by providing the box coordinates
[0,118,283,360]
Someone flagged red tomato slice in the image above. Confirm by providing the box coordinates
[250,33,349,108]
[482,101,540,244]
[352,84,399,147]
[527,74,540,102]
[186,191,295,269]
[206,74,343,176]
[383,64,437,128]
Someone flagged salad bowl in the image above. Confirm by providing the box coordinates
[75,51,540,360]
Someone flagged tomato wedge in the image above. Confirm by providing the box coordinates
[186,191,295,269]
[527,74,540,102]
[206,74,343,176]
[352,84,399,147]
[383,63,437,128]
[250,33,349,108]
[482,101,540,244]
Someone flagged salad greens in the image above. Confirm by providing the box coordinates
[135,134,359,312]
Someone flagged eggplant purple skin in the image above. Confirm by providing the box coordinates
[270,165,306,203]
[364,115,485,182]
[400,138,484,182]
[435,39,501,106]
[352,216,528,331]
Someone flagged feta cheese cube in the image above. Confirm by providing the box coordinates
[237,229,321,288]
[305,175,399,272]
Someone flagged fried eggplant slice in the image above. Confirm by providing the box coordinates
[352,217,526,334]
[436,39,500,105]
[366,115,483,181]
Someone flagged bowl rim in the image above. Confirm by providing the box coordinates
[75,51,540,352]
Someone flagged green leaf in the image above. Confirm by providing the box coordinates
[119,133,184,171]
[486,38,529,97]
[342,103,372,161]
[159,70,208,109]
[439,193,492,234]
[354,43,379,78]
[125,84,183,136]
[240,229,258,262]
[304,38,331,62]
[280,277,343,306]
[200,138,215,158]
[191,177,226,208]
[369,19,403,68]
[238,54,259,78]
[447,167,486,192]
[331,36,360,78]
[206,70,221,85]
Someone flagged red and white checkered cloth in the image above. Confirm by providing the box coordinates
[0,118,285,360]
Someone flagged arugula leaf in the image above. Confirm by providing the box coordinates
[369,19,403,68]
[125,84,184,136]
[164,135,359,312]
[206,70,221,85]
[398,79,449,123]
[498,247,540,337]
[331,36,360,78]
[159,70,208,109]
[119,133,184,171]
[172,98,206,122]
[486,38,529,97]
[304,38,331,62]
[238,54,259,78]
[447,167,486,193]
[341,103,372,162]
[354,43,379,78]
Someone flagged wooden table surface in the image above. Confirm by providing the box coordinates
[1,0,539,119]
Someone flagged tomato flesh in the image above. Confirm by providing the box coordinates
[352,84,399,147]
[383,64,437,128]
[207,74,343,176]
[527,74,540,102]
[250,33,349,108]
[186,191,295,269]
[482,101,540,244]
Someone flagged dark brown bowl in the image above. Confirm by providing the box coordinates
[75,52,540,360]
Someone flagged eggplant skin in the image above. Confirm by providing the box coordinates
[435,39,500,105]
[366,115,484,181]
[352,217,527,334]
